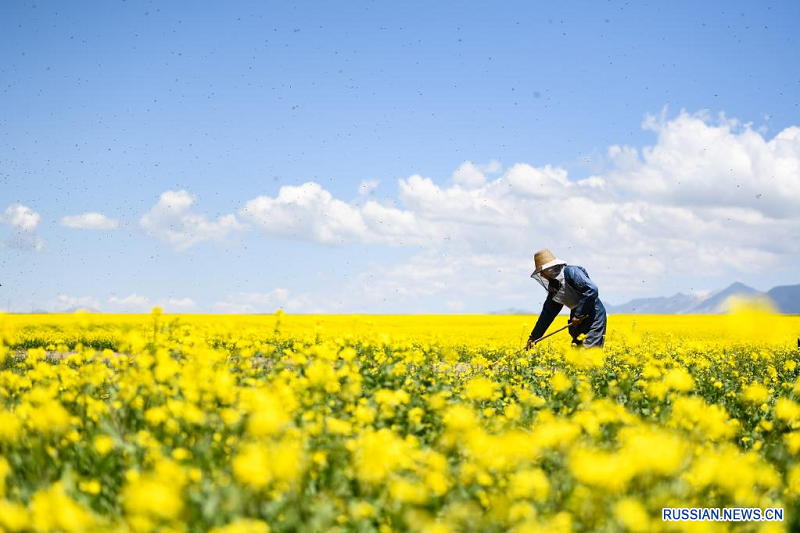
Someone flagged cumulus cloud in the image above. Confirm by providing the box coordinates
[166,298,196,309]
[140,190,248,251]
[79,108,796,310]
[1,203,44,251]
[479,159,503,174]
[108,293,150,311]
[240,182,432,246]
[451,161,487,188]
[42,294,102,312]
[33,293,199,314]
[358,179,379,196]
[108,294,149,306]
[606,109,800,218]
[214,288,290,314]
[232,109,800,307]
[503,163,573,198]
[60,212,119,230]
[3,204,40,230]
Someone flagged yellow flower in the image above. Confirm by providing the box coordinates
[663,367,695,392]
[325,417,353,435]
[741,383,769,404]
[354,404,377,425]
[29,482,95,532]
[787,464,800,496]
[776,398,800,423]
[669,396,736,440]
[351,428,415,485]
[232,440,305,490]
[0,499,29,532]
[350,501,376,520]
[0,412,21,443]
[442,404,477,432]
[23,398,71,436]
[508,468,550,501]
[93,434,114,456]
[0,457,9,497]
[785,432,800,454]
[550,371,572,394]
[210,518,271,533]
[389,478,428,504]
[408,406,425,425]
[4,307,800,531]
[305,359,339,391]
[618,426,688,476]
[564,348,605,369]
[613,498,650,533]
[171,447,192,461]
[465,377,499,401]
[79,479,102,495]
[569,447,634,492]
[122,472,183,522]
[244,390,290,437]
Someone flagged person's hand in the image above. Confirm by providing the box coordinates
[525,338,534,351]
[569,316,584,327]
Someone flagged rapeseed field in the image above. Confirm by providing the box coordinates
[1,307,799,532]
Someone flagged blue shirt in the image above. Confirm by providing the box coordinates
[529,265,601,341]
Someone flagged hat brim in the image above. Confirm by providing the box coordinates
[531,258,566,277]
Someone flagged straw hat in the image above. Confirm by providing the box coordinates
[532,248,566,275]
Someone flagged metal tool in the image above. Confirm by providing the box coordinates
[524,315,588,350]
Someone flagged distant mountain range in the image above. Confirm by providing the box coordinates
[488,307,534,315]
[15,283,800,315]
[605,282,800,314]
[489,282,799,315]
[28,306,102,314]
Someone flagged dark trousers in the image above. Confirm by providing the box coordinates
[568,300,607,348]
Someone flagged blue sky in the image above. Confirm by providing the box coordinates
[1,0,799,313]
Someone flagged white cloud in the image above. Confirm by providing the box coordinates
[46,109,795,312]
[109,294,149,306]
[231,109,800,309]
[34,293,198,314]
[167,298,196,309]
[3,204,40,230]
[503,163,572,198]
[451,161,486,188]
[108,293,150,311]
[241,183,367,245]
[397,174,525,227]
[358,179,379,196]
[606,109,800,218]
[214,289,290,314]
[359,200,431,245]
[43,294,102,312]
[1,203,44,251]
[61,212,119,230]
[240,182,432,246]
[140,190,248,251]
[479,159,503,174]
[577,176,606,188]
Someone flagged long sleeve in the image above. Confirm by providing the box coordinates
[566,266,598,318]
[529,293,563,341]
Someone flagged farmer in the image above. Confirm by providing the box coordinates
[525,249,606,349]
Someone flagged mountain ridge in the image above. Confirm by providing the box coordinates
[606,282,800,314]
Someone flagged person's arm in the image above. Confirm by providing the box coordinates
[529,293,563,342]
[566,266,598,319]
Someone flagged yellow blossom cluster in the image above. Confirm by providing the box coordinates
[0,308,798,531]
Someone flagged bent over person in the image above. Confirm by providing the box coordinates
[525,249,607,349]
